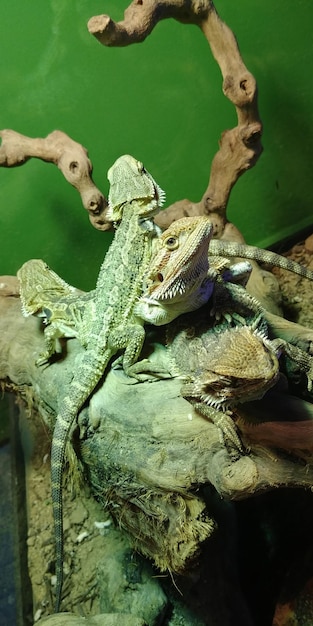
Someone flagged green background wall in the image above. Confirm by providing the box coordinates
[0,1,312,290]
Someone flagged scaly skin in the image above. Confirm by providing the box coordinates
[50,155,164,612]
[17,259,94,362]
[209,239,313,280]
[166,281,280,453]
[135,216,216,325]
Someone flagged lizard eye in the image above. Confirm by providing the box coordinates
[165,236,179,250]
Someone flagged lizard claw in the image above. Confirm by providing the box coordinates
[125,359,173,381]
[35,352,51,367]
[193,402,244,455]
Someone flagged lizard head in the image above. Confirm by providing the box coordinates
[107,154,165,223]
[181,325,280,408]
[135,216,214,325]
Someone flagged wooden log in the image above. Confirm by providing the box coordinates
[2,278,313,575]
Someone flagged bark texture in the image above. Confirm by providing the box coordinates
[88,0,262,236]
[2,280,313,576]
[0,129,109,230]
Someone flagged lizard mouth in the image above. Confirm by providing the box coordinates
[191,370,280,409]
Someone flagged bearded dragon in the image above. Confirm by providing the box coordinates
[19,155,167,612]
[135,215,253,326]
[167,281,279,405]
[17,259,95,363]
[136,220,313,451]
[135,216,216,325]
[137,230,313,328]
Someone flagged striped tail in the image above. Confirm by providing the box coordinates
[51,404,74,612]
[51,350,110,612]
[209,240,313,281]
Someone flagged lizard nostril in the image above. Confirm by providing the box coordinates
[157,272,164,282]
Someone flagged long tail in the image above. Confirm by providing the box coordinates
[51,402,75,612]
[51,349,110,612]
[209,240,313,281]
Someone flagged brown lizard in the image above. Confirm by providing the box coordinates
[135,215,216,325]
[135,215,255,327]
[136,218,313,451]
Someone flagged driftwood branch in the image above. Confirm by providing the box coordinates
[0,129,110,231]
[2,278,313,574]
[0,2,262,240]
[88,0,262,235]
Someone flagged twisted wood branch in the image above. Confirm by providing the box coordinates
[0,129,110,231]
[88,0,262,235]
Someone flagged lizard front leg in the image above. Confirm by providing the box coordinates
[192,402,244,456]
[270,337,313,393]
[110,324,171,380]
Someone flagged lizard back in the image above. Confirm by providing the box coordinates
[51,155,164,611]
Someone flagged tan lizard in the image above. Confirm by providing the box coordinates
[135,215,217,325]
[137,227,313,328]
[136,215,258,328]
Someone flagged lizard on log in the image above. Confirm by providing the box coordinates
[17,200,313,611]
[40,154,165,612]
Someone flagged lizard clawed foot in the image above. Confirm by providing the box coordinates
[193,402,244,456]
[35,352,52,367]
[124,358,173,382]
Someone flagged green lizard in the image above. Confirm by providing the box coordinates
[17,259,94,363]
[26,155,165,612]
[18,216,217,362]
